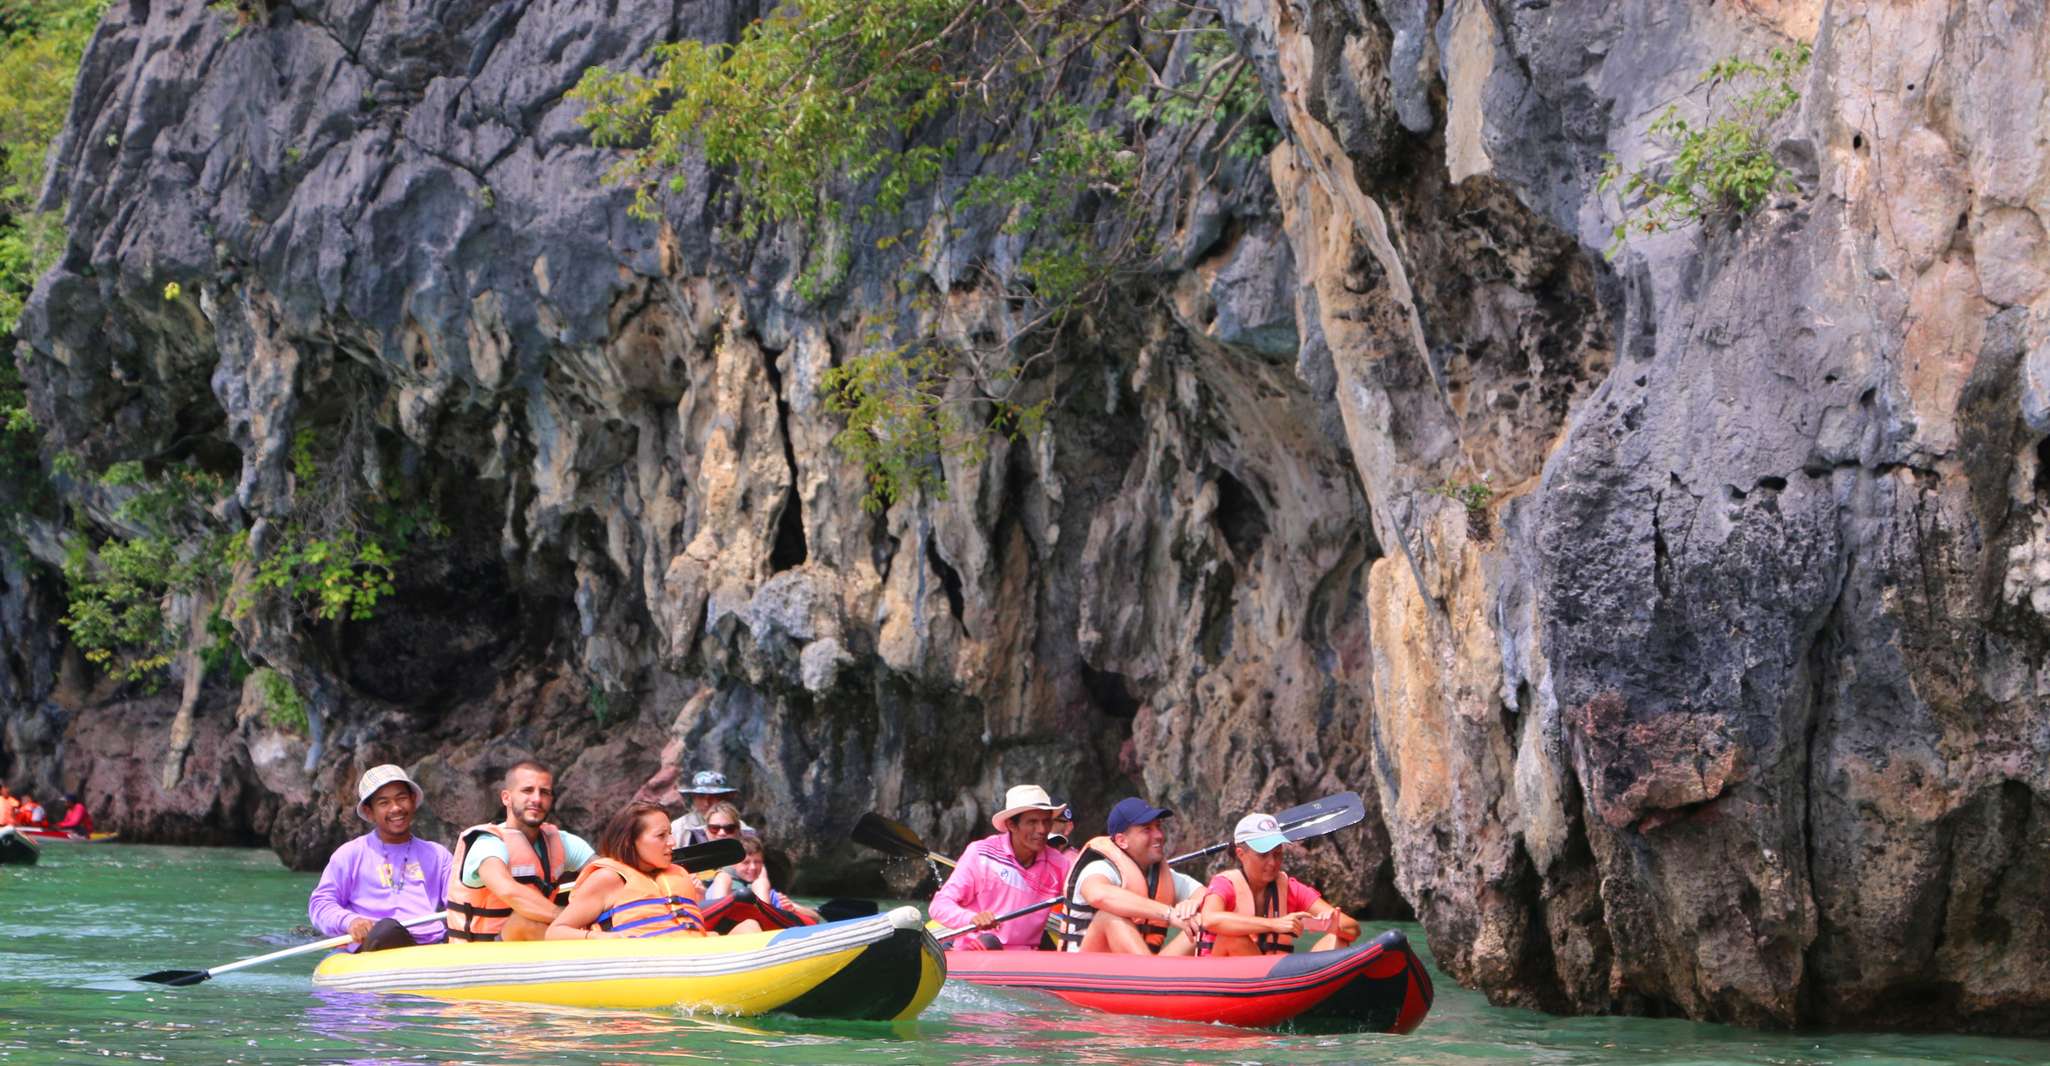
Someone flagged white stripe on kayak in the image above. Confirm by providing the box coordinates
[313,914,899,994]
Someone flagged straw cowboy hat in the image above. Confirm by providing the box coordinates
[991,784,1064,831]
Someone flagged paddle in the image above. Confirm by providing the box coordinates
[136,911,449,987]
[851,812,959,869]
[929,790,1368,942]
[1161,790,1367,866]
[672,836,747,872]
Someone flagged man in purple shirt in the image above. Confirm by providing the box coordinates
[308,765,453,952]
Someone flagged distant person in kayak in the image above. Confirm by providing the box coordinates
[446,761,594,942]
[549,802,760,939]
[15,795,46,827]
[1046,804,1079,858]
[1199,812,1360,956]
[930,785,1071,951]
[308,764,454,953]
[54,794,93,837]
[707,832,820,922]
[1059,797,1207,955]
[665,770,750,848]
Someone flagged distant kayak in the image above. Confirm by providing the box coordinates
[0,827,38,866]
[312,906,944,1021]
[14,829,119,843]
[946,928,1433,1031]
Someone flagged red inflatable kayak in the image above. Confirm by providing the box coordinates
[946,928,1433,1031]
[13,828,118,842]
[699,886,818,933]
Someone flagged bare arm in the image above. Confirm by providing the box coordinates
[1198,892,1303,938]
[478,856,563,924]
[1079,872,1202,933]
[546,870,625,940]
[1315,902,1361,943]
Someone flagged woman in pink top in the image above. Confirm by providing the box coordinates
[1200,812,1360,955]
[929,785,1073,950]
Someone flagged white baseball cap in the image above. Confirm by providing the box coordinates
[1233,812,1289,854]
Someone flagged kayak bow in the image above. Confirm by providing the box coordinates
[0,827,38,866]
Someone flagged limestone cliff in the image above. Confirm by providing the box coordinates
[4,0,2048,1033]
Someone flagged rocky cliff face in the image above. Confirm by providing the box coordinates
[5,0,2048,1033]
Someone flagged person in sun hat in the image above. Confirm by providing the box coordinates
[1198,811,1360,956]
[1056,796,1208,955]
[1044,803,1080,863]
[308,764,454,952]
[664,769,753,849]
[928,784,1075,951]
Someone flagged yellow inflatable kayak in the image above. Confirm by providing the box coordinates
[312,906,944,1020]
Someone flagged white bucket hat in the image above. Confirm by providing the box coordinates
[1233,812,1290,854]
[682,770,739,796]
[355,764,425,823]
[992,784,1063,831]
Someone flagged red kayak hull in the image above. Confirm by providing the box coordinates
[946,928,1433,1031]
[13,829,116,842]
[699,888,817,933]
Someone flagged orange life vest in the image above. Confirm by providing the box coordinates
[573,857,707,937]
[1057,836,1178,952]
[446,823,571,942]
[1199,868,1296,955]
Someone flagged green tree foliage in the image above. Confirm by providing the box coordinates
[571,0,1276,508]
[250,666,308,733]
[59,424,445,686]
[0,1,106,541]
[1600,43,1811,256]
[0,0,104,335]
[233,429,444,624]
[59,461,235,683]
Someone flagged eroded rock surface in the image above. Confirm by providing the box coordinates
[3,0,2047,1032]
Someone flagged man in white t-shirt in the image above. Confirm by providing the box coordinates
[1059,797,1208,955]
[445,761,595,942]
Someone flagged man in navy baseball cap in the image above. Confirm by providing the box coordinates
[1053,796,1208,955]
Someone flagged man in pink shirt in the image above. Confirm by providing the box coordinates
[929,785,1072,951]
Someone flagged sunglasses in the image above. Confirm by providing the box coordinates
[706,821,741,835]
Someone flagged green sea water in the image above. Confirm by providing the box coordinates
[3,843,2047,1064]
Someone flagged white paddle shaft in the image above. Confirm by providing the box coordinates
[205,911,448,978]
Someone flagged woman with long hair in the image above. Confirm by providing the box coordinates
[549,802,749,939]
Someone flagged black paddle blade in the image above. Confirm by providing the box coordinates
[135,969,210,987]
[817,898,880,923]
[671,837,746,872]
[851,812,932,860]
[1277,790,1367,842]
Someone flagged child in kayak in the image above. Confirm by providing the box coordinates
[707,833,820,922]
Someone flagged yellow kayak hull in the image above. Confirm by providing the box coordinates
[312,906,944,1020]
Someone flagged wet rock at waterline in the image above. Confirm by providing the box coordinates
[4,0,2049,1034]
